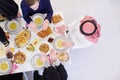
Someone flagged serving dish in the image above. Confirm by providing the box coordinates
[31,13,45,29]
[31,54,44,69]
[53,36,67,51]
[0,58,12,75]
[14,28,31,48]
[5,19,21,34]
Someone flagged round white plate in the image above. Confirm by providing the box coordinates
[31,13,45,29]
[31,54,44,69]
[53,36,67,51]
[0,58,12,75]
[14,28,31,48]
[5,19,21,34]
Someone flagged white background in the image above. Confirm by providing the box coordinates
[14,0,120,80]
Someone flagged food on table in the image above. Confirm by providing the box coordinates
[52,14,63,24]
[34,17,43,26]
[35,58,44,68]
[26,43,35,51]
[48,37,54,43]
[13,51,26,64]
[54,38,65,51]
[31,38,41,47]
[6,52,13,59]
[31,54,44,69]
[57,39,64,48]
[39,43,49,53]
[9,22,17,31]
[0,45,5,57]
[56,52,69,62]
[15,29,31,48]
[37,27,52,38]
[0,62,9,72]
[10,47,15,53]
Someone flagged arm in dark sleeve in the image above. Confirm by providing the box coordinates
[34,71,43,80]
[0,72,23,80]
[21,1,32,24]
[55,63,68,80]
[43,66,61,80]
[45,0,53,23]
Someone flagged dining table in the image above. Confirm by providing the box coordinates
[0,12,72,76]
[0,12,99,76]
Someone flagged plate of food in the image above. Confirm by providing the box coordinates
[56,51,69,62]
[53,36,67,51]
[31,13,44,29]
[51,14,63,24]
[0,45,6,57]
[0,58,12,75]
[26,38,41,52]
[39,42,50,55]
[5,19,21,34]
[31,54,45,69]
[14,28,31,48]
[13,50,26,64]
[37,27,53,39]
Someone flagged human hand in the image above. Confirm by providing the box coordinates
[55,25,68,36]
[17,11,21,18]
[41,52,48,62]
[62,41,74,48]
[28,22,38,32]
[50,49,57,64]
[42,19,49,30]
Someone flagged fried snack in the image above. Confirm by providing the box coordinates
[15,29,31,48]
[13,51,26,64]
[26,43,35,51]
[57,52,69,62]
[51,14,63,24]
[37,27,52,38]
[39,43,49,53]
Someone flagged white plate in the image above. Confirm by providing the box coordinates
[38,42,51,55]
[31,13,45,29]
[5,19,21,34]
[31,54,44,69]
[53,36,67,51]
[0,58,12,75]
[14,28,31,48]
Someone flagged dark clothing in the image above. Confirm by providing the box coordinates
[0,73,23,80]
[0,27,9,47]
[21,0,53,24]
[0,0,18,20]
[34,64,68,80]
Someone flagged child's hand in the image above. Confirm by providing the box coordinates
[28,22,38,32]
[42,19,49,30]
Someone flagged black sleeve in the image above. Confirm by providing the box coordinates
[55,64,68,80]
[0,27,7,43]
[43,66,61,80]
[0,72,23,80]
[33,70,43,80]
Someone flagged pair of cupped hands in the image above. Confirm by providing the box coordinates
[28,19,49,32]
[41,49,58,65]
